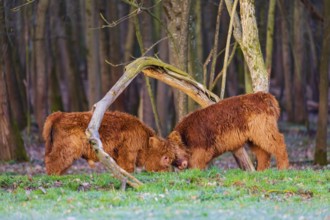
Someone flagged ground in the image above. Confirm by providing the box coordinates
[1,121,328,175]
[0,121,329,220]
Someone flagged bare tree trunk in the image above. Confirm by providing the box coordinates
[163,0,191,121]
[124,6,139,114]
[278,0,294,121]
[123,6,135,63]
[108,0,125,111]
[52,2,81,112]
[292,0,307,124]
[99,1,110,98]
[225,0,268,92]
[306,17,319,102]
[66,0,88,111]
[265,0,276,77]
[157,11,172,136]
[314,0,330,165]
[139,0,156,129]
[0,0,28,161]
[33,0,49,131]
[2,2,27,130]
[188,0,203,112]
[0,70,27,161]
[85,0,102,107]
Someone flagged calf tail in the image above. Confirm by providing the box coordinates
[43,111,62,155]
[262,92,281,119]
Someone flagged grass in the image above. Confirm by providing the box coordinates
[0,168,329,220]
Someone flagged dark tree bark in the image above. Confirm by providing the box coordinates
[163,0,191,121]
[108,0,125,111]
[33,0,49,131]
[314,0,330,165]
[292,0,308,124]
[85,0,102,107]
[157,8,172,136]
[137,0,156,129]
[0,0,28,161]
[278,0,294,121]
[3,1,27,130]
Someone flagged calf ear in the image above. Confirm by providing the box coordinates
[168,131,182,143]
[149,136,161,149]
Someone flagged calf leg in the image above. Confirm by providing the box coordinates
[250,126,289,170]
[189,148,214,169]
[116,148,138,173]
[45,144,80,175]
[249,144,271,171]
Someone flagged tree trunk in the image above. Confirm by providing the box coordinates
[265,0,276,77]
[314,0,330,165]
[0,0,28,161]
[188,0,203,112]
[278,0,294,121]
[66,0,88,111]
[0,69,28,162]
[292,0,307,124]
[85,0,102,107]
[3,1,27,130]
[108,0,125,111]
[99,0,110,98]
[139,0,156,129]
[53,2,81,112]
[163,0,191,121]
[225,0,269,92]
[157,11,172,136]
[33,0,49,131]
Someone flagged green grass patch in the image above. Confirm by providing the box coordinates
[0,168,329,219]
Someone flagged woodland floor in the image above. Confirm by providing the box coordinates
[0,118,329,175]
[0,118,329,220]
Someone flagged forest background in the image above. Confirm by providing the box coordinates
[0,0,329,167]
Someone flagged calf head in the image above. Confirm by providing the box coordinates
[167,131,190,170]
[144,136,176,172]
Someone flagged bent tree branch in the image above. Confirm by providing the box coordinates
[86,57,255,188]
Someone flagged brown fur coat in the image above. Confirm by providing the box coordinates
[43,111,175,174]
[168,92,289,170]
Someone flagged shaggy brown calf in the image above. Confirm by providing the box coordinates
[43,111,175,175]
[169,92,289,171]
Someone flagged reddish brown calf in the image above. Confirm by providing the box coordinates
[43,111,175,175]
[169,92,289,171]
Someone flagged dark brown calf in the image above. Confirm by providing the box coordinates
[169,92,289,171]
[43,111,175,175]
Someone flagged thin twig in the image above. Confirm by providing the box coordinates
[98,8,141,29]
[210,42,237,90]
[105,60,129,67]
[134,12,162,134]
[209,0,224,89]
[142,36,168,56]
[203,48,214,87]
[220,0,239,99]
[11,0,35,12]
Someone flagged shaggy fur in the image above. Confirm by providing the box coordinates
[168,92,289,171]
[43,111,175,175]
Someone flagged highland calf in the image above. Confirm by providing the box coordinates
[169,92,289,171]
[43,111,175,175]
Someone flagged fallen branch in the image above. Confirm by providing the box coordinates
[86,57,255,189]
